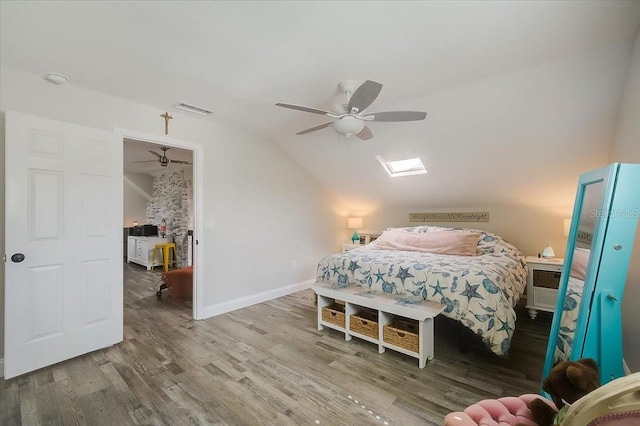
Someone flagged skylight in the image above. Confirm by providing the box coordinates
[376,155,427,177]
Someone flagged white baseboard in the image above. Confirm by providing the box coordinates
[0,358,4,378]
[623,358,631,375]
[199,278,314,319]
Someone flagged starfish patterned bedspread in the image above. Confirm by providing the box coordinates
[554,276,584,362]
[315,226,527,356]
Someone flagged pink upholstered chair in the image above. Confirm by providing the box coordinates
[443,394,556,426]
[444,372,640,426]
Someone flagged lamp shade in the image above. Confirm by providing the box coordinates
[347,217,363,229]
[542,245,555,259]
[332,116,365,137]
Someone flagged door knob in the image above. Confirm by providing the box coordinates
[11,253,25,263]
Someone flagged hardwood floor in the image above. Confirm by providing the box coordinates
[1,263,552,425]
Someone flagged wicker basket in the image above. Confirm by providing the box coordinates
[533,270,561,289]
[383,319,419,353]
[350,309,378,339]
[322,304,345,327]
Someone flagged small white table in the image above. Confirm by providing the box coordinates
[313,283,445,368]
[525,256,564,319]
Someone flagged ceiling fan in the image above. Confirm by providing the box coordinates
[134,146,192,167]
[276,80,427,140]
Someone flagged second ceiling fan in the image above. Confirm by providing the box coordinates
[135,146,192,167]
[276,80,427,140]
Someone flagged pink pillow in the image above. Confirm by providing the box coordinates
[374,230,480,256]
[570,247,590,281]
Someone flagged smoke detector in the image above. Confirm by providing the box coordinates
[45,72,69,85]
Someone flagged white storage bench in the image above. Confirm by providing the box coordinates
[312,283,445,368]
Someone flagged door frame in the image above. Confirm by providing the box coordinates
[116,128,204,320]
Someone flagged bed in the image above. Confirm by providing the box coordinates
[315,225,527,356]
[554,276,584,362]
[553,247,590,362]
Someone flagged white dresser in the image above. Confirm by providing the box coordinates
[127,236,170,270]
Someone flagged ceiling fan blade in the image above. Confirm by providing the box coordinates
[275,103,333,116]
[148,150,162,158]
[170,160,193,165]
[133,160,160,163]
[348,80,383,113]
[296,122,333,135]
[363,111,427,122]
[355,126,373,141]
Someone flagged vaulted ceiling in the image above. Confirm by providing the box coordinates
[2,1,639,210]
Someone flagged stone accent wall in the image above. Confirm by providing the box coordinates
[146,171,193,267]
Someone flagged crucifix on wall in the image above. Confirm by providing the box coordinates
[161,112,173,135]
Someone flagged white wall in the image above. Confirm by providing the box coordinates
[203,123,347,305]
[123,172,152,227]
[0,66,347,363]
[608,30,640,373]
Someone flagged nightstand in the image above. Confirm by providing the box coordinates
[342,243,364,252]
[525,256,564,319]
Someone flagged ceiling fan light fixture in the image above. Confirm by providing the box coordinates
[331,116,364,137]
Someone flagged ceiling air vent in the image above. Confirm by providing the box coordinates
[173,102,213,116]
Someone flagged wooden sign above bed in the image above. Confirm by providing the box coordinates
[409,212,490,222]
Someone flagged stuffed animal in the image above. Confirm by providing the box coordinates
[529,358,600,426]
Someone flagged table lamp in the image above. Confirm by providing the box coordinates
[542,245,555,259]
[347,217,363,244]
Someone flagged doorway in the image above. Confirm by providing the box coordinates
[118,128,204,320]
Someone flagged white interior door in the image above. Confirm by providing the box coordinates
[4,111,123,379]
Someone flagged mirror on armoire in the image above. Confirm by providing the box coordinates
[542,163,640,387]
[552,179,604,363]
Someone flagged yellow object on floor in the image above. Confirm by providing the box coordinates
[152,243,177,272]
